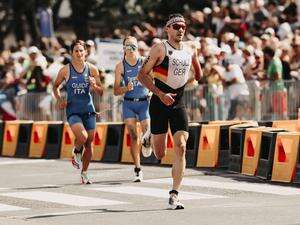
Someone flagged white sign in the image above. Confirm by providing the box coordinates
[96,41,123,71]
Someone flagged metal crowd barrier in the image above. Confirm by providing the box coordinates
[14,80,300,122]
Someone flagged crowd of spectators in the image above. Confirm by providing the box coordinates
[0,0,299,121]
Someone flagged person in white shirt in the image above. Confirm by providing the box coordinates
[227,36,244,67]
[221,59,250,120]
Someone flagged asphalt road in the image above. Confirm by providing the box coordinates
[0,157,300,225]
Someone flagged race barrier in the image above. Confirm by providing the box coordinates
[91,123,108,161]
[0,119,300,186]
[29,121,63,159]
[186,123,201,168]
[102,122,125,162]
[2,120,33,157]
[241,127,279,176]
[258,121,273,127]
[60,123,75,159]
[160,130,174,165]
[121,123,142,163]
[44,122,64,159]
[196,121,242,168]
[256,129,286,180]
[272,120,298,131]
[228,123,258,173]
[271,132,300,183]
[0,121,4,156]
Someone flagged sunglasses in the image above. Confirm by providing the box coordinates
[171,24,186,31]
[124,44,138,51]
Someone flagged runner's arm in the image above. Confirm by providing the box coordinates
[89,63,103,96]
[53,66,67,102]
[113,61,131,96]
[137,44,165,99]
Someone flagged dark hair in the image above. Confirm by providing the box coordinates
[70,40,86,52]
[263,46,275,57]
[168,14,184,20]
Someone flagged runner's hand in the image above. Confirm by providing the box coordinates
[127,81,134,91]
[159,93,176,106]
[95,112,101,119]
[89,76,97,90]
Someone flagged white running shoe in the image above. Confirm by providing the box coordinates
[81,171,92,184]
[168,193,184,210]
[141,129,152,158]
[71,148,82,170]
[133,169,143,182]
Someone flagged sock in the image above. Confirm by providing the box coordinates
[143,127,151,140]
[74,146,83,154]
[134,167,141,174]
[169,190,178,196]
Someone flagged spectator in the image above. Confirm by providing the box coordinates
[221,59,250,120]
[263,46,287,119]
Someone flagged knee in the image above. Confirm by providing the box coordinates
[175,141,186,157]
[76,135,88,146]
[76,136,87,146]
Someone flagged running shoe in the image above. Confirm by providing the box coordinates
[81,171,92,184]
[141,129,152,158]
[168,193,184,210]
[71,148,82,170]
[133,168,143,182]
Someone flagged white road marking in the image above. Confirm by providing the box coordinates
[0,203,28,212]
[144,178,300,195]
[88,186,225,200]
[0,191,127,207]
[0,159,55,166]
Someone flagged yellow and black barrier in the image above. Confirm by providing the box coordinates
[29,121,64,159]
[256,129,286,180]
[241,127,278,176]
[272,120,298,132]
[160,130,174,165]
[91,122,108,161]
[271,132,300,183]
[102,122,125,162]
[60,123,75,159]
[29,121,50,158]
[228,123,258,173]
[196,121,242,168]
[120,123,142,163]
[186,123,201,168]
[0,121,4,156]
[2,120,33,157]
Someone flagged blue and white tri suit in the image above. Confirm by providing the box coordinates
[122,58,150,121]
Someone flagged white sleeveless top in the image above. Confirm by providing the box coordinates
[152,41,193,89]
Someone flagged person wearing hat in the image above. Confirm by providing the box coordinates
[85,40,97,66]
[242,45,256,80]
[137,14,202,210]
[228,35,243,67]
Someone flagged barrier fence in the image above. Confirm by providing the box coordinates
[14,80,300,122]
[1,120,300,184]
